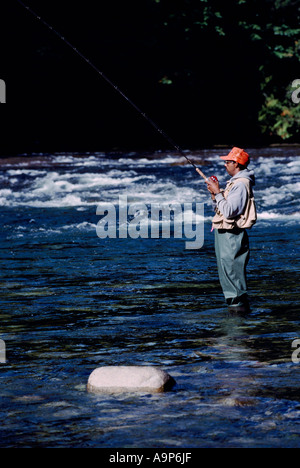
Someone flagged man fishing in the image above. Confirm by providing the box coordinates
[205,147,257,311]
[16,2,257,316]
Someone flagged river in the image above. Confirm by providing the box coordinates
[0,147,299,447]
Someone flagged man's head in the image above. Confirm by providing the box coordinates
[220,147,250,176]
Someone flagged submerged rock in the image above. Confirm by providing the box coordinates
[87,366,176,394]
[220,396,256,407]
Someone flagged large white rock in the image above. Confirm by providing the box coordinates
[87,366,176,394]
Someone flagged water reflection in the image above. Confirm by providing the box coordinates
[212,311,259,407]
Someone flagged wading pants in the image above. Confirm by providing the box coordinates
[214,228,250,305]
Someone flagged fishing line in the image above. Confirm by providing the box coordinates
[15,0,208,179]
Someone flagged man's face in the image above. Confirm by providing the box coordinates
[225,160,238,176]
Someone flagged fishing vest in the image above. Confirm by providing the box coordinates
[212,177,257,230]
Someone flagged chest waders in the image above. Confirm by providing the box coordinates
[214,228,250,306]
[212,176,256,307]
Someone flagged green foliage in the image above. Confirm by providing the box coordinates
[259,89,300,140]
[152,0,300,142]
[159,76,173,85]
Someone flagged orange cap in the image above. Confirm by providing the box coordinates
[220,147,249,166]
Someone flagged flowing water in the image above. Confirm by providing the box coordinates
[0,147,299,448]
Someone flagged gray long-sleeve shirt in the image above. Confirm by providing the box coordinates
[214,169,255,219]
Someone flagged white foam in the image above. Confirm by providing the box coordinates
[256,182,300,207]
[258,211,300,220]
[62,222,97,230]
[1,153,300,217]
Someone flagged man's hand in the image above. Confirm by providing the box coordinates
[206,178,221,195]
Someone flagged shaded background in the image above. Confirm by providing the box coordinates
[0,0,299,155]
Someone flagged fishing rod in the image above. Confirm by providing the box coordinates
[15,0,210,181]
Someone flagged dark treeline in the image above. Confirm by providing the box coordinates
[0,0,299,155]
